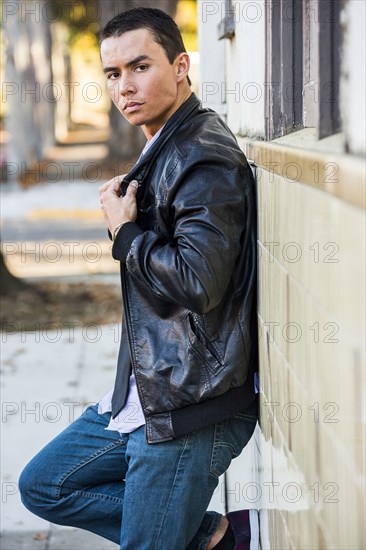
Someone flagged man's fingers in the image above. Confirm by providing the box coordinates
[100,178,138,208]
[98,180,114,193]
[98,174,127,194]
[125,180,139,197]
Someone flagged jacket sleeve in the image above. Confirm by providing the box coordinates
[112,150,252,314]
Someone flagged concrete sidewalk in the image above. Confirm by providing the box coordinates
[1,180,115,280]
[1,327,120,549]
[1,527,118,549]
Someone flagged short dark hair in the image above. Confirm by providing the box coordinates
[100,7,191,86]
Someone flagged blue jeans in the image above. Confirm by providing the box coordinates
[19,402,257,550]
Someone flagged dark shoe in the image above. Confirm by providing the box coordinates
[226,510,259,550]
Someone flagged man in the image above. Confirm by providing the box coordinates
[19,8,259,550]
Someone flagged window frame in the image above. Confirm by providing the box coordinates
[265,0,341,140]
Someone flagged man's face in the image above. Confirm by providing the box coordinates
[101,28,187,138]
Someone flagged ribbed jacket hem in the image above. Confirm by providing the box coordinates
[170,373,258,440]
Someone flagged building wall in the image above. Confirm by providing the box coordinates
[198,1,365,548]
[252,152,365,549]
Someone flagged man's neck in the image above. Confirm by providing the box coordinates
[142,88,193,141]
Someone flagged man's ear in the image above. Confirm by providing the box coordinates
[175,52,190,82]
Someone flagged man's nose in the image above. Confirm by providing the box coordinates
[120,80,138,96]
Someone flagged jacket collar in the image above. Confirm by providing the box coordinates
[120,92,201,192]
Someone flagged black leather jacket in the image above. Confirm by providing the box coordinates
[112,93,258,444]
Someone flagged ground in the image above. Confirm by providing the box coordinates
[1,280,122,330]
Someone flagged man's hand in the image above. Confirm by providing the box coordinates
[99,175,139,234]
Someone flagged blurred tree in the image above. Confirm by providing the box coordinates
[0,246,25,294]
[3,0,101,176]
[4,0,55,174]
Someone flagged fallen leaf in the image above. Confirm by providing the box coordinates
[33,532,49,541]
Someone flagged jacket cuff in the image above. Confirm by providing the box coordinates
[112,222,143,262]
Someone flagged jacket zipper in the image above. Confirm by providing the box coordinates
[191,312,225,366]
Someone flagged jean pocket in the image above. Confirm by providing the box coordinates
[209,414,257,478]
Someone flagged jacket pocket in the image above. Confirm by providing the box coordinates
[185,312,225,376]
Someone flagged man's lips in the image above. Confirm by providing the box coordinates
[123,102,143,113]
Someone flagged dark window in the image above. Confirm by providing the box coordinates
[317,0,341,138]
[265,0,341,140]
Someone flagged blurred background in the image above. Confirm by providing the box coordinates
[1,1,365,549]
[0,0,198,329]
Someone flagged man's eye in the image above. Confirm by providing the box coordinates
[135,65,148,72]
[108,73,120,80]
